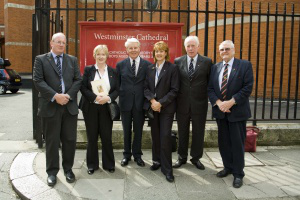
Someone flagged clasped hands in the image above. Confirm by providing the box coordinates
[55,94,70,106]
[95,93,110,105]
[150,99,161,112]
[216,99,235,113]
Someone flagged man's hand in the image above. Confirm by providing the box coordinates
[55,94,70,105]
[216,98,235,113]
[150,99,162,112]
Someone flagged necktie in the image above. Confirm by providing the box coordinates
[221,64,228,100]
[188,58,194,81]
[56,55,63,94]
[132,60,136,77]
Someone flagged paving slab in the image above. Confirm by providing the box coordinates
[31,189,79,200]
[0,191,19,200]
[280,185,300,196]
[206,152,264,168]
[72,179,124,200]
[10,152,37,180]
[0,152,18,171]
[251,151,286,166]
[0,140,38,152]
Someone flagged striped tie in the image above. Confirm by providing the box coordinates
[56,55,63,94]
[221,64,228,100]
[132,60,136,77]
[188,58,194,81]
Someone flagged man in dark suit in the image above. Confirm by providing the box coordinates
[173,36,213,170]
[208,40,254,188]
[116,38,151,167]
[33,32,82,186]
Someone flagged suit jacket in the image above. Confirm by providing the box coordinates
[144,61,180,114]
[175,54,213,115]
[116,57,151,112]
[207,58,254,122]
[79,65,119,113]
[33,52,82,117]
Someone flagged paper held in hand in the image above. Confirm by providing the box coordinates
[91,79,108,95]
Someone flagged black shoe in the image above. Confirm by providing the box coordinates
[47,175,57,186]
[87,169,94,175]
[233,177,243,188]
[166,174,174,182]
[173,159,187,168]
[134,158,145,167]
[191,160,205,170]
[216,169,232,178]
[121,158,131,167]
[150,163,161,171]
[64,170,75,183]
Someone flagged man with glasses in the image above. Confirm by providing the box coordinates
[33,32,82,186]
[173,36,213,170]
[208,40,254,188]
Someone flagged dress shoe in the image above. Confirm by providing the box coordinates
[216,169,232,178]
[172,159,187,168]
[191,160,205,170]
[166,174,175,182]
[233,177,243,188]
[87,169,94,175]
[150,163,161,171]
[64,170,75,183]
[121,158,131,167]
[47,175,57,186]
[134,158,145,167]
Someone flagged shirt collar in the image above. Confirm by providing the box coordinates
[156,60,165,71]
[51,51,63,59]
[130,56,140,64]
[95,64,108,72]
[223,57,234,67]
[187,54,198,63]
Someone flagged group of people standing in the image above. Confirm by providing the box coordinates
[33,32,253,189]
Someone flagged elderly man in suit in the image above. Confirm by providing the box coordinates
[208,40,254,188]
[116,38,151,167]
[173,36,213,170]
[33,32,82,186]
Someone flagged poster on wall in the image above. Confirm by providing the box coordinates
[79,22,183,73]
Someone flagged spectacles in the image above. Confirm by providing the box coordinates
[219,48,231,52]
[54,41,67,46]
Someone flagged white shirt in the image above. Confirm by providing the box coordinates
[129,56,141,76]
[155,60,165,87]
[94,64,111,104]
[219,57,234,89]
[187,54,198,71]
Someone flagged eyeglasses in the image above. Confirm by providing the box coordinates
[219,48,231,52]
[54,41,67,46]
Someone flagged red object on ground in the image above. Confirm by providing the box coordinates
[245,126,259,152]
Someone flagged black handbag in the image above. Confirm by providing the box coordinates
[108,101,120,120]
[146,107,154,119]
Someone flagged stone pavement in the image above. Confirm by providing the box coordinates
[6,144,300,200]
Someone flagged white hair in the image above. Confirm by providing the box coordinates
[219,40,235,49]
[125,38,140,48]
[184,36,199,47]
[51,32,66,41]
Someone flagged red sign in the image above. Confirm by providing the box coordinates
[79,22,183,74]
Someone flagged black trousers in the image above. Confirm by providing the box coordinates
[121,104,145,159]
[151,112,174,176]
[177,112,206,162]
[83,103,115,170]
[216,117,246,178]
[43,105,77,176]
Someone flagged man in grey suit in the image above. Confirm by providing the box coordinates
[173,36,213,170]
[116,38,151,167]
[33,32,82,186]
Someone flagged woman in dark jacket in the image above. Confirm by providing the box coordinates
[144,41,179,182]
[79,44,119,174]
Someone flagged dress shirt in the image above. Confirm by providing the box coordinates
[219,57,234,89]
[129,56,141,76]
[51,51,66,102]
[187,54,198,71]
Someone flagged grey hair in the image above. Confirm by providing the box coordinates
[219,40,235,49]
[51,32,66,41]
[184,36,199,47]
[125,38,140,48]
